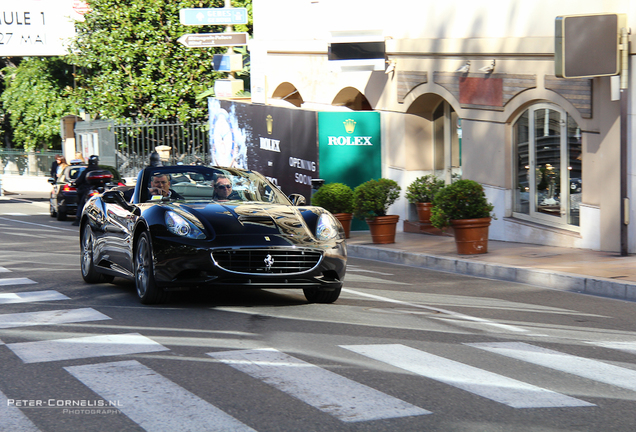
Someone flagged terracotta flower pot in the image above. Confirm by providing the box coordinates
[416,202,433,224]
[333,213,353,238]
[451,217,491,254]
[366,215,400,244]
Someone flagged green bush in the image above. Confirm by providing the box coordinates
[405,174,445,203]
[430,179,494,228]
[353,178,401,219]
[311,183,354,214]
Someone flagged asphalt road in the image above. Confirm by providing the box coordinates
[1,195,636,431]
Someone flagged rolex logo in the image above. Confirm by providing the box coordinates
[343,119,356,134]
[266,114,273,135]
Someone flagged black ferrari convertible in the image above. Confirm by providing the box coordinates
[78,165,347,304]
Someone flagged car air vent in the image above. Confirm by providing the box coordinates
[212,248,322,274]
[238,215,276,227]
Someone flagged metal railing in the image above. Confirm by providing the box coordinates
[0,150,62,177]
[115,120,209,178]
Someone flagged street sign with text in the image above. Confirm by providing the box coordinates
[177,33,248,48]
[180,8,247,26]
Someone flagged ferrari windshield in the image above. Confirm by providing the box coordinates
[144,166,291,204]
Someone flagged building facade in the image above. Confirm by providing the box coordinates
[248,0,636,252]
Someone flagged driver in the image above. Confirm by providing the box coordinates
[149,173,183,199]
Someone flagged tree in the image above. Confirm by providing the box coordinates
[67,0,253,123]
[1,57,76,150]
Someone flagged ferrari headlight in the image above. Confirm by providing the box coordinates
[316,213,339,241]
[165,211,205,239]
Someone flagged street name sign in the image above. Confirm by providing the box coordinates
[178,32,248,48]
[180,8,247,26]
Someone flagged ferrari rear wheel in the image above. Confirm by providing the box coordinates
[303,286,342,304]
[135,232,168,305]
[81,223,113,284]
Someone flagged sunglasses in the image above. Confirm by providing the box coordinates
[216,184,232,190]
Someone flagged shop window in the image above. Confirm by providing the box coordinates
[513,104,582,228]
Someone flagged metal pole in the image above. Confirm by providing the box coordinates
[620,27,629,256]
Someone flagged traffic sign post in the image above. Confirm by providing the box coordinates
[177,33,248,48]
[180,8,247,26]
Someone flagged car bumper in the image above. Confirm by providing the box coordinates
[150,235,347,291]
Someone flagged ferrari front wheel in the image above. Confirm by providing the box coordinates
[303,286,342,304]
[135,232,167,305]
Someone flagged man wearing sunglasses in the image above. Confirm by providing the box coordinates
[213,175,240,201]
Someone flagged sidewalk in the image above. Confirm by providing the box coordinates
[346,231,636,302]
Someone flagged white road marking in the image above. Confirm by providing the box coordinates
[0,278,37,287]
[65,360,257,432]
[7,333,170,364]
[0,290,69,304]
[0,308,110,329]
[0,216,77,232]
[468,341,636,392]
[207,348,430,422]
[0,267,10,273]
[587,341,636,355]
[343,288,528,333]
[345,274,410,285]
[0,390,41,432]
[341,344,594,409]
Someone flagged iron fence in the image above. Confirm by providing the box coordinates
[115,120,209,178]
[0,150,61,176]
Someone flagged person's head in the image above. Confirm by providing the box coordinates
[214,175,233,199]
[88,155,99,166]
[55,155,62,163]
[59,157,67,166]
[149,151,162,167]
[151,173,171,193]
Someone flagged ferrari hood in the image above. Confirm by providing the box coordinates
[170,201,316,241]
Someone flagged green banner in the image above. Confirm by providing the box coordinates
[318,112,382,229]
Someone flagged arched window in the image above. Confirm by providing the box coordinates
[513,104,582,228]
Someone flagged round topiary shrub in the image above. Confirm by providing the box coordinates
[430,179,494,228]
[405,174,446,203]
[311,183,354,214]
[353,178,401,219]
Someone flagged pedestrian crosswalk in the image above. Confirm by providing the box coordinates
[2,279,636,430]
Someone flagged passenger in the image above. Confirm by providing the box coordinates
[213,175,240,201]
[149,173,183,199]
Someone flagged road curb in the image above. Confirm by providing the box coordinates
[347,244,636,302]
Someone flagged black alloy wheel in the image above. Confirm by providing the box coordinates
[56,204,67,221]
[134,231,168,305]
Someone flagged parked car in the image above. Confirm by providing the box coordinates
[49,164,87,221]
[78,165,347,305]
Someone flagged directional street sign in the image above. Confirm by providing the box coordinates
[180,8,248,26]
[177,33,248,48]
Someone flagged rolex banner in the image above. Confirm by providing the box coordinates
[209,98,318,198]
[318,111,382,229]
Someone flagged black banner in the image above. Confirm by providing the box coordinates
[209,98,318,198]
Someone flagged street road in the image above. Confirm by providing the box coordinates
[1,195,636,431]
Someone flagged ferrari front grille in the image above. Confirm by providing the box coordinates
[212,249,322,274]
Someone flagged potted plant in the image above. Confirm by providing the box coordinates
[311,182,354,238]
[405,174,446,226]
[353,178,401,244]
[430,179,494,254]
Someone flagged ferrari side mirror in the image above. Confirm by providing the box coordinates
[289,194,306,206]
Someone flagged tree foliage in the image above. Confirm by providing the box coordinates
[1,57,77,150]
[67,0,253,123]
